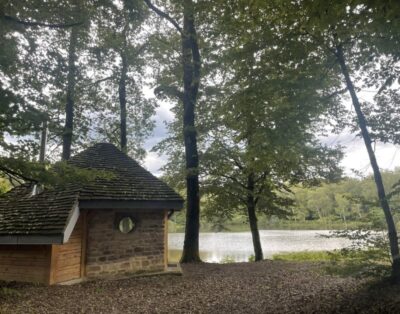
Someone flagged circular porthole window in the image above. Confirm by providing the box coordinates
[118,217,135,234]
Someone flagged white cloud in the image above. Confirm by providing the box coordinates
[144,100,400,177]
[319,131,400,176]
[144,151,167,177]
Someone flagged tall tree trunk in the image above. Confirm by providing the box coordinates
[247,173,263,261]
[180,0,201,263]
[119,50,128,153]
[143,0,201,263]
[62,25,78,160]
[336,44,400,283]
[39,120,47,163]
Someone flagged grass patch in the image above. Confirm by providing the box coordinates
[0,287,21,300]
[273,249,391,278]
[273,251,335,262]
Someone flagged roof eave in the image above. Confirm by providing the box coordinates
[0,234,63,245]
[79,199,184,210]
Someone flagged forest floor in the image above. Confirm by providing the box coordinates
[1,260,400,313]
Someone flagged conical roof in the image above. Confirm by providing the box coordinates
[0,143,183,243]
[69,143,183,202]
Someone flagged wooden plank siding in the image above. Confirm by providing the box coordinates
[49,216,83,284]
[80,211,87,278]
[0,245,51,284]
[164,210,168,270]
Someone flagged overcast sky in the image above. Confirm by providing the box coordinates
[142,96,400,178]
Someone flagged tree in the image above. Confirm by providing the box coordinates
[62,22,79,160]
[1,0,88,173]
[289,0,400,282]
[186,0,344,261]
[88,0,155,159]
[144,0,202,263]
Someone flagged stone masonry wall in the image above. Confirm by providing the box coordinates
[85,209,166,278]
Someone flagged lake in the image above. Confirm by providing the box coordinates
[168,230,352,263]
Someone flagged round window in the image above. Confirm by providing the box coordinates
[118,217,135,234]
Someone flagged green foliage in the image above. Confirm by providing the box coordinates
[220,256,236,264]
[168,169,400,232]
[326,229,391,277]
[0,158,114,191]
[0,287,21,300]
[1,0,156,161]
[273,251,335,262]
[291,169,400,230]
[0,178,10,194]
[273,227,393,278]
[273,249,391,278]
[85,0,156,160]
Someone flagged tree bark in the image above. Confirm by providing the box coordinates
[143,0,201,263]
[247,173,263,261]
[62,25,78,161]
[119,50,128,154]
[336,44,400,283]
[3,15,83,29]
[180,0,201,263]
[39,120,47,163]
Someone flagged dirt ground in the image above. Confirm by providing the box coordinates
[1,260,400,314]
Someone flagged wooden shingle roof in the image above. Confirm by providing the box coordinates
[0,186,79,241]
[69,143,183,202]
[0,143,183,243]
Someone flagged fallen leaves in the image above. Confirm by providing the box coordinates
[1,261,400,313]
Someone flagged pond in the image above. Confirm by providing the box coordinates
[168,230,352,263]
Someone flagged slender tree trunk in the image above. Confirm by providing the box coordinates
[119,50,128,153]
[180,0,201,263]
[247,173,263,261]
[336,44,400,283]
[62,25,78,160]
[39,120,47,163]
[143,0,201,263]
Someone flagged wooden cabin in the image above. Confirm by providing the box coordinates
[0,143,183,285]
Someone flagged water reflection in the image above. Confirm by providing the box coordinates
[168,230,352,263]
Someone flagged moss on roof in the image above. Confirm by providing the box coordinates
[69,143,183,202]
[0,143,183,237]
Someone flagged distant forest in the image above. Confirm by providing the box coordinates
[169,169,400,232]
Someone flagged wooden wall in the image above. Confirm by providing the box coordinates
[0,215,85,285]
[0,245,51,284]
[49,216,84,284]
[164,210,168,270]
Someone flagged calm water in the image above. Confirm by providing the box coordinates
[168,230,352,263]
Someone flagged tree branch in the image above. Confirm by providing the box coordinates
[143,0,183,35]
[154,85,184,101]
[3,14,84,29]
[0,165,38,183]
[220,173,247,189]
[377,75,395,96]
[85,75,115,88]
[323,87,348,100]
[224,189,247,205]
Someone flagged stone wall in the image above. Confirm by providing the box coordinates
[85,209,166,278]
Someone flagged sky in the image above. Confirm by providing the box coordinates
[142,100,174,176]
[142,96,400,178]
